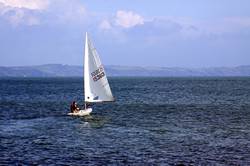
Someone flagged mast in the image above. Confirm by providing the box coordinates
[84,32,89,109]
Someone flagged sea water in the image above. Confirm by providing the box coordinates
[0,77,250,165]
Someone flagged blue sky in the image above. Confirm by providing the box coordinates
[0,0,250,67]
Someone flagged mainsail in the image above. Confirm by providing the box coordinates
[84,33,114,103]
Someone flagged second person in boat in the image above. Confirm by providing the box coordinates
[70,101,80,113]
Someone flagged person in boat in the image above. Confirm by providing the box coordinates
[70,101,80,113]
[86,103,91,109]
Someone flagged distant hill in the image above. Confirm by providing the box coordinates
[0,64,250,77]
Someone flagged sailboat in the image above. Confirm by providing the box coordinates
[68,32,115,116]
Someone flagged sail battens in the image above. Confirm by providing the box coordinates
[84,32,114,103]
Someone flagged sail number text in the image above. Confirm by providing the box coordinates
[91,66,105,82]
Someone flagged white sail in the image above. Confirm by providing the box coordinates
[84,32,114,103]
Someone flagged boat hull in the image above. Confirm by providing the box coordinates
[68,108,92,116]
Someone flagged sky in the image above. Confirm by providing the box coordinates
[0,0,250,67]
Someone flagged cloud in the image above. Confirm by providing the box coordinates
[115,10,144,28]
[0,0,89,26]
[98,11,250,46]
[99,19,111,30]
[225,17,250,27]
[0,0,49,26]
[0,6,41,25]
[0,0,49,10]
[128,19,182,36]
[98,11,201,41]
[1,1,250,42]
[52,1,87,24]
[5,8,25,25]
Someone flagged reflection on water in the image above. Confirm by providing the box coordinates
[0,77,250,165]
[77,114,110,128]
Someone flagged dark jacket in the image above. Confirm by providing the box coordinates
[70,103,77,113]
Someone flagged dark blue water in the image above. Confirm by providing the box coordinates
[1,77,250,165]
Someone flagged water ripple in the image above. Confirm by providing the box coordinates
[1,77,250,165]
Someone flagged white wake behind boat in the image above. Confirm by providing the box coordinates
[68,32,115,116]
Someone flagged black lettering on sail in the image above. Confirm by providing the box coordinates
[92,66,105,82]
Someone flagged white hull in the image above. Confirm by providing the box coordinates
[68,108,92,116]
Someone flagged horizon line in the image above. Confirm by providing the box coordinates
[1,63,250,69]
